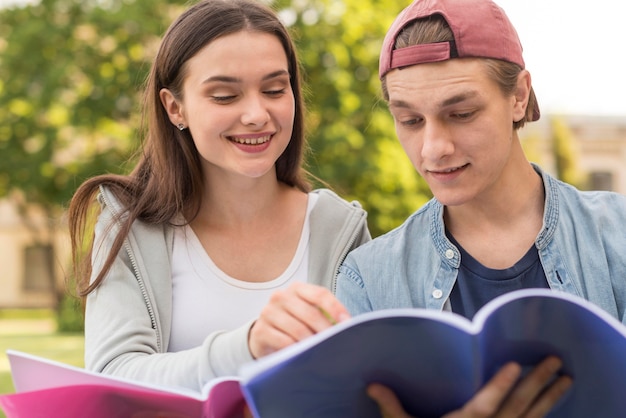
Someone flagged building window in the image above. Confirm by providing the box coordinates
[22,244,54,292]
[588,171,614,191]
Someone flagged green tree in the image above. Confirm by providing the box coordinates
[0,0,187,318]
[551,117,583,188]
[0,0,432,325]
[276,0,432,236]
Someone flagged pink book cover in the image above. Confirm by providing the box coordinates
[0,350,246,418]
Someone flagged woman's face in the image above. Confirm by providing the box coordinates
[161,30,295,184]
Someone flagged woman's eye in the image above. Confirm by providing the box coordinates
[264,88,286,97]
[211,95,236,103]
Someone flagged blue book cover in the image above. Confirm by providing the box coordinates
[240,288,626,418]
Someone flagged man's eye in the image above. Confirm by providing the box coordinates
[399,117,422,127]
[452,111,475,119]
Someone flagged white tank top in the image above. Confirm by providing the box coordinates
[168,193,318,352]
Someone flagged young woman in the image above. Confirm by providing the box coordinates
[68,0,369,392]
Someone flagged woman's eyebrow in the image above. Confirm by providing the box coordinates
[262,69,289,81]
[202,70,289,85]
[202,75,239,84]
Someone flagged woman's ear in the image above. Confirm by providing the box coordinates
[160,88,186,127]
[512,70,532,122]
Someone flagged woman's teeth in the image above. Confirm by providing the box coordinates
[230,135,271,145]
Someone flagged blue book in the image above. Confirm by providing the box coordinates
[240,288,626,418]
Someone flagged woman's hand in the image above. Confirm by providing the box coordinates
[248,282,350,358]
[368,356,573,418]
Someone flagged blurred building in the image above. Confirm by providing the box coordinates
[0,198,68,309]
[521,114,626,194]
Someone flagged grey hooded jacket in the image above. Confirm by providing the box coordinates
[84,187,370,391]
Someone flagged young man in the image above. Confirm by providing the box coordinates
[256,0,624,415]
[335,0,626,416]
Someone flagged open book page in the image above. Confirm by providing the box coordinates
[7,350,201,398]
[241,307,481,417]
[474,288,626,377]
[240,288,626,418]
[1,351,245,418]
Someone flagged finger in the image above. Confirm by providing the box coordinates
[277,286,337,334]
[249,315,301,358]
[367,383,414,418]
[274,283,348,331]
[249,284,350,358]
[523,375,572,418]
[445,362,522,418]
[290,282,351,325]
[243,404,254,418]
[497,356,564,417]
[249,297,318,357]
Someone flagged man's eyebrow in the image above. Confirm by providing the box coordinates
[388,90,480,110]
[202,70,289,84]
[439,90,479,107]
[387,99,412,109]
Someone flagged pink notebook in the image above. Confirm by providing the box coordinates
[0,350,246,418]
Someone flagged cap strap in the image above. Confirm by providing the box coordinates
[389,41,458,70]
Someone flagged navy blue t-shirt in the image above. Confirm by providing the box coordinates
[447,232,549,319]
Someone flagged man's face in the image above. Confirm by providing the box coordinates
[385,58,527,207]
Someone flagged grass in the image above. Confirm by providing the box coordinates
[0,310,84,418]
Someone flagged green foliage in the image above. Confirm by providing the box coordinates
[551,117,583,188]
[276,0,431,236]
[520,132,545,167]
[0,0,188,307]
[56,292,84,333]
[0,0,188,209]
[0,0,430,241]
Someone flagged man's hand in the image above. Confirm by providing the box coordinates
[368,356,573,418]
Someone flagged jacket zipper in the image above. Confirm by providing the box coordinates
[124,240,161,350]
[99,187,161,351]
[332,211,365,294]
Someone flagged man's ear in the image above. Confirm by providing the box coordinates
[159,88,186,127]
[512,70,532,122]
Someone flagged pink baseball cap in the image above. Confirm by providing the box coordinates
[379,0,539,120]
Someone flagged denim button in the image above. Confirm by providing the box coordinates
[445,249,454,259]
[432,289,443,299]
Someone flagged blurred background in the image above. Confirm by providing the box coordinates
[0,0,624,408]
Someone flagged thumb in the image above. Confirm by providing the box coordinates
[367,383,415,418]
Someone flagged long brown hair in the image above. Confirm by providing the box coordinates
[380,14,538,130]
[69,0,310,296]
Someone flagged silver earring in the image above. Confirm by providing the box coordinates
[177,123,185,131]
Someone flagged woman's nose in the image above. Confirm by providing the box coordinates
[241,95,270,127]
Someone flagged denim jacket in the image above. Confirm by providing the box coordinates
[336,165,626,324]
